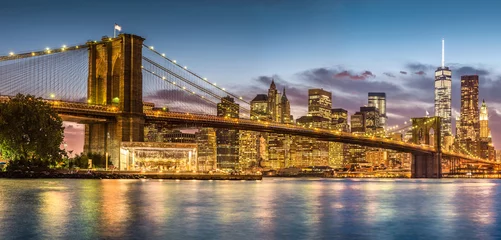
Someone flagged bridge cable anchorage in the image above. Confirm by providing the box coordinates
[142,44,249,104]
[141,56,258,118]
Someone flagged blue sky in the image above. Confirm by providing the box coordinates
[2,0,501,151]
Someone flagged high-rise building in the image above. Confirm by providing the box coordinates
[196,128,217,171]
[480,100,491,140]
[479,100,494,160]
[360,106,382,134]
[268,79,280,122]
[458,75,479,141]
[216,96,239,169]
[331,108,349,132]
[434,39,452,138]
[280,88,292,123]
[239,131,259,170]
[265,80,291,169]
[329,108,349,167]
[308,89,332,119]
[250,94,269,120]
[368,92,387,127]
[351,111,366,134]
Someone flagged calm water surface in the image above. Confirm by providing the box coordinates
[0,178,500,239]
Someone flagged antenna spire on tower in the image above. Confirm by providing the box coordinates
[441,38,445,68]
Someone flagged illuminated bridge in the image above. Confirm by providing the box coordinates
[0,33,497,178]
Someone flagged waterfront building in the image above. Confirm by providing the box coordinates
[216,96,239,169]
[195,128,217,171]
[161,130,196,143]
[435,39,452,138]
[239,131,259,170]
[329,108,349,167]
[366,150,388,167]
[308,88,332,119]
[368,92,387,127]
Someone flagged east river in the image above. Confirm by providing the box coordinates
[1,178,501,239]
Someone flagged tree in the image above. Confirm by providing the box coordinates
[0,94,65,167]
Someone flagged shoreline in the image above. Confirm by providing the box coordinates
[0,171,262,180]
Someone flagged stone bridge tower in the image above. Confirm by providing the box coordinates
[411,117,442,178]
[84,34,145,169]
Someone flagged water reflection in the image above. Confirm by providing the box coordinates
[0,179,500,239]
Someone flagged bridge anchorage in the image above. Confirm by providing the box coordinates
[0,33,498,176]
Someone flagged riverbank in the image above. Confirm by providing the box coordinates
[0,171,262,180]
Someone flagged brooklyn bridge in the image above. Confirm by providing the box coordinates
[0,34,497,178]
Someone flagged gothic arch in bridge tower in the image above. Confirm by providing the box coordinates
[411,116,441,150]
[112,53,122,105]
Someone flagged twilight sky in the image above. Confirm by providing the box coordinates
[2,0,501,153]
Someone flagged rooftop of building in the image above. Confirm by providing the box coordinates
[251,94,268,102]
[368,92,386,97]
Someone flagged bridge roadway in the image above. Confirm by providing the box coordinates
[0,97,495,165]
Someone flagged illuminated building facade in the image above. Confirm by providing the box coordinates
[195,128,217,171]
[479,100,495,160]
[268,79,280,122]
[250,94,269,121]
[239,131,259,170]
[368,92,387,127]
[264,81,293,169]
[331,108,349,132]
[281,88,292,123]
[216,96,239,169]
[360,106,382,134]
[480,100,491,140]
[434,39,452,138]
[329,108,349,167]
[308,89,332,119]
[458,75,479,141]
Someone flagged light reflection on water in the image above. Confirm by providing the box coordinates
[0,179,501,239]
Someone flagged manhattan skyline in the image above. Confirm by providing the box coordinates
[2,0,501,152]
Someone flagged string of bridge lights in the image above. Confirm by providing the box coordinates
[143,44,246,103]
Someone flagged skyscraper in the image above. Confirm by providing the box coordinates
[368,92,387,127]
[458,75,479,140]
[308,89,332,119]
[250,94,269,120]
[434,39,452,138]
[280,88,292,123]
[480,99,491,140]
[479,100,494,161]
[216,96,239,169]
[268,79,280,122]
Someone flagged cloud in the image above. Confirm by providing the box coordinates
[334,70,375,80]
[414,71,426,76]
[383,72,396,78]
[406,63,435,72]
[451,66,489,77]
[400,71,407,75]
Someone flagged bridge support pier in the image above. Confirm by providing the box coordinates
[411,153,442,178]
[84,115,144,170]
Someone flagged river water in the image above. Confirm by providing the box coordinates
[0,178,500,239]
